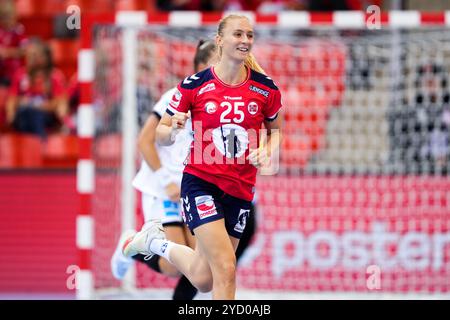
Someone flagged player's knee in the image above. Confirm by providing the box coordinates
[192,273,213,293]
[218,261,236,280]
[196,280,213,293]
[212,256,236,283]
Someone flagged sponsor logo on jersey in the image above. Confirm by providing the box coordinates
[205,101,218,114]
[224,96,242,100]
[198,83,216,96]
[183,74,200,84]
[248,101,258,115]
[163,200,179,217]
[195,195,217,219]
[234,209,250,233]
[183,195,190,212]
[249,85,269,98]
[180,204,186,223]
[169,89,182,108]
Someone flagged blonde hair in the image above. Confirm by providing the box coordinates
[217,14,266,75]
[244,53,266,75]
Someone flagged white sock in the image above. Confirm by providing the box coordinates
[150,239,174,262]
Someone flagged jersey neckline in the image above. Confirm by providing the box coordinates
[211,66,250,88]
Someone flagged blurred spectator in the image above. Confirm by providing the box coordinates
[156,0,202,10]
[388,63,450,174]
[6,37,68,139]
[258,0,308,13]
[308,0,351,10]
[0,0,26,88]
[200,0,262,11]
[426,119,449,172]
[159,0,383,12]
[347,0,384,10]
[66,72,79,134]
[309,0,383,11]
[0,0,27,129]
[200,0,307,12]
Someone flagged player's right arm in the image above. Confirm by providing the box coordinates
[156,83,192,146]
[156,111,190,146]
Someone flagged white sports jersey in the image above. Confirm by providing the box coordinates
[132,87,192,198]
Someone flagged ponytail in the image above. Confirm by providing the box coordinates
[244,53,266,75]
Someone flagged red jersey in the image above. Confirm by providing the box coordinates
[167,66,282,201]
[9,67,66,102]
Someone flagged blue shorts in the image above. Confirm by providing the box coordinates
[180,173,253,239]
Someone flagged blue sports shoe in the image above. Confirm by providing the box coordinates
[111,230,136,280]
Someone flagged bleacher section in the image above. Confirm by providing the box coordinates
[0,133,78,168]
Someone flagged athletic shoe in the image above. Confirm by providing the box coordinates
[111,229,136,280]
[122,219,165,259]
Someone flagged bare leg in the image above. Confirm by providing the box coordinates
[168,219,239,299]
[158,225,186,277]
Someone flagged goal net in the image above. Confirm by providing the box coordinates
[87,14,450,299]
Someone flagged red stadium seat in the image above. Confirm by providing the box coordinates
[16,0,66,17]
[49,39,79,66]
[42,134,78,168]
[0,87,8,131]
[58,64,77,81]
[0,134,43,168]
[95,134,122,168]
[115,0,150,11]
[49,39,79,79]
[281,135,312,169]
[0,133,79,169]
[65,0,113,14]
[18,16,53,39]
[169,40,196,79]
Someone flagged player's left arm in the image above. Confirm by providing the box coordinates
[247,113,283,168]
[248,83,283,167]
[263,114,283,159]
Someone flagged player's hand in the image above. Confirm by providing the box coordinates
[165,182,181,202]
[247,147,269,168]
[171,112,190,130]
